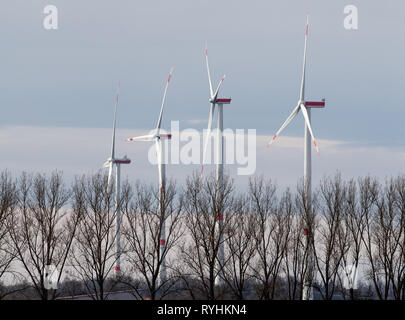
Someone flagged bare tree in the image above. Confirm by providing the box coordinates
[0,171,20,299]
[392,175,405,299]
[313,173,349,299]
[358,176,385,299]
[364,177,405,300]
[122,180,184,300]
[283,206,306,300]
[3,169,405,300]
[249,176,290,300]
[69,173,118,300]
[8,171,77,300]
[179,172,234,300]
[221,194,256,299]
[335,179,360,299]
[291,179,318,299]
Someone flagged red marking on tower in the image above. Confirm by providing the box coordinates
[306,24,309,35]
[160,239,166,246]
[216,214,224,221]
[114,266,120,271]
[304,229,309,236]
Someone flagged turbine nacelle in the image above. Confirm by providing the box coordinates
[158,133,172,140]
[104,156,131,167]
[113,155,131,165]
[210,97,232,105]
[305,99,326,108]
[298,99,326,108]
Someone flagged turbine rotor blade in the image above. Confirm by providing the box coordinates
[111,81,120,159]
[102,160,111,168]
[213,74,226,100]
[205,44,214,98]
[126,134,155,142]
[267,104,300,147]
[300,14,309,101]
[156,66,175,134]
[300,103,320,155]
[201,103,215,176]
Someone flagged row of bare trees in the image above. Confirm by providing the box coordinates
[1,170,405,300]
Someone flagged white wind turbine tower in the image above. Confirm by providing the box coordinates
[267,14,325,300]
[201,45,231,284]
[126,66,174,285]
[102,81,131,275]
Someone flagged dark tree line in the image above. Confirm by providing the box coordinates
[1,170,405,300]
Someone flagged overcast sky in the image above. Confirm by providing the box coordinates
[0,0,404,190]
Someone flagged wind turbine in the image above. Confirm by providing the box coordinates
[267,14,325,300]
[102,81,131,275]
[201,45,231,284]
[126,66,174,285]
